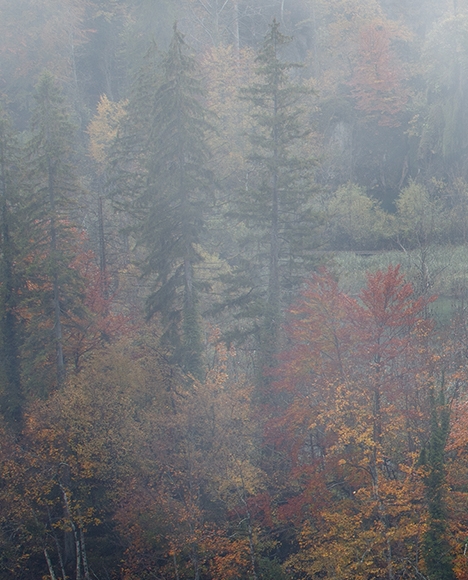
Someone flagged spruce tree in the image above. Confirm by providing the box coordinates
[112,25,213,380]
[24,72,85,391]
[421,389,456,580]
[0,108,24,426]
[221,20,316,391]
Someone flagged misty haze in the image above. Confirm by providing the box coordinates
[0,0,466,578]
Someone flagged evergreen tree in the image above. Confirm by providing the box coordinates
[112,25,213,380]
[0,108,24,427]
[220,19,316,391]
[24,72,85,391]
[421,389,456,580]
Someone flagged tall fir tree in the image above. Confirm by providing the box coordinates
[112,25,213,380]
[0,108,24,427]
[421,389,456,580]
[24,72,85,392]
[220,20,317,392]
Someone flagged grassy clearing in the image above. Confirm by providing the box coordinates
[331,246,468,322]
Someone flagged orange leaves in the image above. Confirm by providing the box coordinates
[266,264,442,578]
[0,337,175,575]
[285,269,354,380]
[273,265,433,464]
[99,332,264,578]
[350,20,409,126]
[66,234,132,371]
[207,535,252,580]
[449,400,468,452]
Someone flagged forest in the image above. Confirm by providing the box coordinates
[2,0,468,578]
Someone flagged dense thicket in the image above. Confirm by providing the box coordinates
[2,1,468,579]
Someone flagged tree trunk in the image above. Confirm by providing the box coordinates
[44,548,58,580]
[48,159,65,386]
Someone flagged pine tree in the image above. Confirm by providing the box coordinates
[112,25,213,380]
[24,72,85,391]
[421,388,456,580]
[221,20,317,391]
[0,108,24,427]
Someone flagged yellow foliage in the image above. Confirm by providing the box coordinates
[87,94,127,172]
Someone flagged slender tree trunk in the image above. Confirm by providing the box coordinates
[173,552,181,580]
[53,531,67,580]
[238,472,259,580]
[80,527,90,580]
[263,64,281,383]
[48,159,65,386]
[44,548,59,580]
[60,484,82,580]
[246,510,259,580]
[269,44,280,319]
[269,168,280,317]
[48,507,66,580]
[184,255,194,308]
[372,356,394,580]
[74,520,82,580]
[98,192,108,301]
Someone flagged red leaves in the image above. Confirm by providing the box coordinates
[260,265,443,577]
[360,265,429,328]
[66,233,132,371]
[276,265,434,411]
[282,269,354,385]
[356,264,435,364]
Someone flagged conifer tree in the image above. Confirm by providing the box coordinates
[421,389,456,580]
[221,20,316,390]
[0,108,24,426]
[24,72,85,391]
[112,26,213,380]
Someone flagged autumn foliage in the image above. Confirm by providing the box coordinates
[2,262,468,578]
[261,266,459,579]
[3,2,468,578]
[350,21,408,126]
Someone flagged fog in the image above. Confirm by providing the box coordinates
[0,1,467,578]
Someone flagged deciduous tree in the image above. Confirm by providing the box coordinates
[267,265,437,579]
[350,20,408,127]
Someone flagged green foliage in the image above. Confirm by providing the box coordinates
[325,183,393,250]
[420,389,456,580]
[112,26,213,379]
[396,181,447,248]
[221,20,318,388]
[0,108,24,428]
[5,5,468,579]
[23,72,86,392]
[331,244,468,328]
